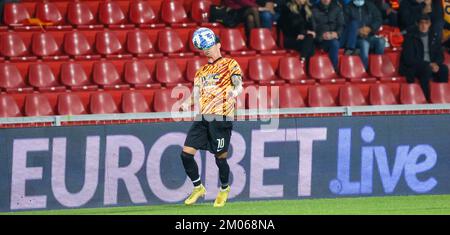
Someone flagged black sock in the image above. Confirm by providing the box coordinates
[181,151,201,187]
[215,157,230,189]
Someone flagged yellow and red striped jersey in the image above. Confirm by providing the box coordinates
[194,57,242,116]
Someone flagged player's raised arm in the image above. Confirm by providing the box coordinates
[227,61,244,99]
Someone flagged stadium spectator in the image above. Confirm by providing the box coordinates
[312,0,345,70]
[278,0,316,62]
[400,14,448,101]
[340,0,385,69]
[257,0,281,29]
[222,0,261,38]
[399,0,444,36]
[369,0,399,26]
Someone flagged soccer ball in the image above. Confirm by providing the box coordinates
[192,27,217,50]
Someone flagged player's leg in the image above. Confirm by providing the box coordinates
[182,121,208,205]
[208,117,233,207]
[215,151,230,191]
[213,151,231,208]
[181,146,201,187]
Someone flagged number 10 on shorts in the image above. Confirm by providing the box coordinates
[217,138,225,152]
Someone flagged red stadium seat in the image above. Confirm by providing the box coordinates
[251,87,279,110]
[98,0,127,26]
[279,85,306,108]
[0,94,21,117]
[340,55,376,83]
[309,54,342,83]
[155,58,189,86]
[57,93,88,115]
[308,85,336,107]
[369,54,405,83]
[0,32,34,59]
[278,57,312,84]
[31,32,67,60]
[63,31,99,60]
[248,57,284,85]
[24,94,54,117]
[121,91,151,113]
[191,0,212,23]
[400,83,427,104]
[67,1,98,27]
[0,63,33,93]
[126,30,160,57]
[369,83,397,105]
[28,63,65,92]
[35,2,63,23]
[124,60,161,89]
[89,92,120,114]
[186,57,208,82]
[95,31,129,58]
[60,62,97,91]
[430,82,450,104]
[3,3,31,26]
[220,28,255,55]
[160,0,195,26]
[153,88,183,112]
[92,61,129,90]
[35,2,64,25]
[157,29,192,56]
[129,0,159,26]
[249,28,285,54]
[339,84,368,106]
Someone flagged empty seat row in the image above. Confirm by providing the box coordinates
[2,82,449,118]
[241,83,448,109]
[3,0,213,29]
[0,58,203,92]
[237,54,405,85]
[0,90,153,117]
[0,28,283,60]
[0,54,408,94]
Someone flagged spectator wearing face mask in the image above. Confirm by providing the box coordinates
[340,0,385,69]
[399,0,444,36]
[400,14,448,101]
[312,0,345,70]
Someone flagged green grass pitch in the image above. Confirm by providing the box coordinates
[2,194,450,215]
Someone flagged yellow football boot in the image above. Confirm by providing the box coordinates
[213,186,230,208]
[184,184,206,205]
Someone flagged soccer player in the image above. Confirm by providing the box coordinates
[179,28,243,207]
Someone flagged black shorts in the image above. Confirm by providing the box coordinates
[184,115,233,154]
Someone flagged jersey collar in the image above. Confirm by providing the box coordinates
[208,57,223,65]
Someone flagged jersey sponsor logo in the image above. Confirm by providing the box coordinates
[201,74,220,87]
